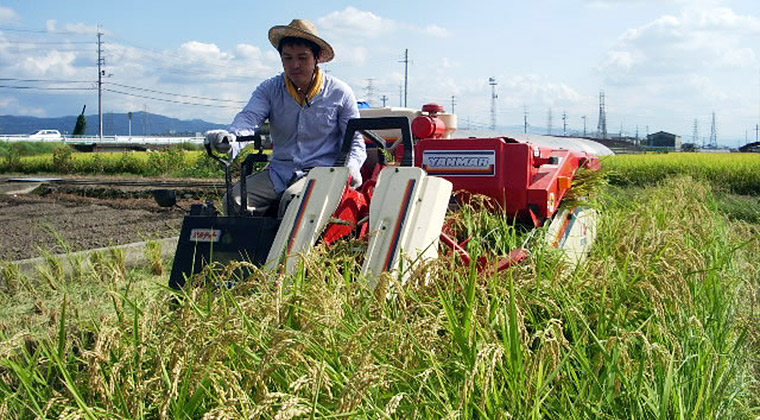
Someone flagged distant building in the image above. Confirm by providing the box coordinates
[739,141,760,153]
[644,131,681,151]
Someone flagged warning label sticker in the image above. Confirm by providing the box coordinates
[189,228,222,242]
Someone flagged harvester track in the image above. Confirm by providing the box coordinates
[44,177,225,190]
[0,176,218,262]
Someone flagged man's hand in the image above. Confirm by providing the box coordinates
[349,164,363,189]
[204,130,236,154]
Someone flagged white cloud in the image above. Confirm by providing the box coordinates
[421,25,451,38]
[329,44,370,68]
[0,6,20,24]
[601,5,760,77]
[499,74,586,108]
[16,50,78,77]
[178,41,230,60]
[317,7,451,41]
[234,43,264,60]
[585,0,721,7]
[318,7,395,38]
[45,19,102,35]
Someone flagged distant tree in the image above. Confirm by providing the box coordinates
[73,105,87,136]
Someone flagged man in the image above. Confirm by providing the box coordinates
[209,19,366,216]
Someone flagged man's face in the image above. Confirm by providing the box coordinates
[281,44,318,90]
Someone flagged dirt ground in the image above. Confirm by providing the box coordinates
[0,178,201,262]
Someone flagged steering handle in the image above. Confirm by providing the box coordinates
[335,116,415,167]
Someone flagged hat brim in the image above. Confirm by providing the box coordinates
[268,26,335,63]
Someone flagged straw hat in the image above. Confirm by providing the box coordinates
[268,19,334,63]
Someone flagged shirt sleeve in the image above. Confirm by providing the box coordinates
[339,90,367,173]
[229,78,272,137]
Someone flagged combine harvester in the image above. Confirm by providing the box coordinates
[156,104,611,290]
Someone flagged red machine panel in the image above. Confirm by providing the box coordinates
[415,137,594,226]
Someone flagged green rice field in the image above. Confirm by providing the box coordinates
[0,148,758,418]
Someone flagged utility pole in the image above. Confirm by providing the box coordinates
[399,49,409,107]
[399,83,403,107]
[523,106,529,133]
[381,95,388,107]
[489,77,497,130]
[97,28,104,140]
[143,104,148,135]
[562,111,567,136]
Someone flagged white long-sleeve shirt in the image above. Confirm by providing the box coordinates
[229,72,366,193]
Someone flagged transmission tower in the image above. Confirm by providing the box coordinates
[597,90,607,139]
[524,106,529,133]
[709,111,718,148]
[364,78,375,106]
[489,77,498,130]
[451,95,456,114]
[581,115,587,136]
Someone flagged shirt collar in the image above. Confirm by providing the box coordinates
[285,66,324,106]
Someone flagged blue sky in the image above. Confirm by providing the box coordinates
[1,0,758,145]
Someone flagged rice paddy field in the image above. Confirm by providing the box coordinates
[0,148,759,419]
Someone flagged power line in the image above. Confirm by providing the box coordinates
[3,40,94,45]
[0,85,94,91]
[104,88,241,109]
[0,26,93,35]
[2,47,93,52]
[107,82,247,104]
[0,78,92,84]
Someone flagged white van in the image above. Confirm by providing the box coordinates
[28,129,63,141]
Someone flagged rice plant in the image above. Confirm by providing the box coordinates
[605,152,760,195]
[0,176,757,419]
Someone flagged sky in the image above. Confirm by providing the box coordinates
[1,0,759,146]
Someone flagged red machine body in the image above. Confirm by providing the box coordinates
[414,136,599,226]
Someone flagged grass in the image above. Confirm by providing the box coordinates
[0,143,270,178]
[0,175,757,418]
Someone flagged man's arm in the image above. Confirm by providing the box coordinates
[338,92,367,184]
[229,79,272,137]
